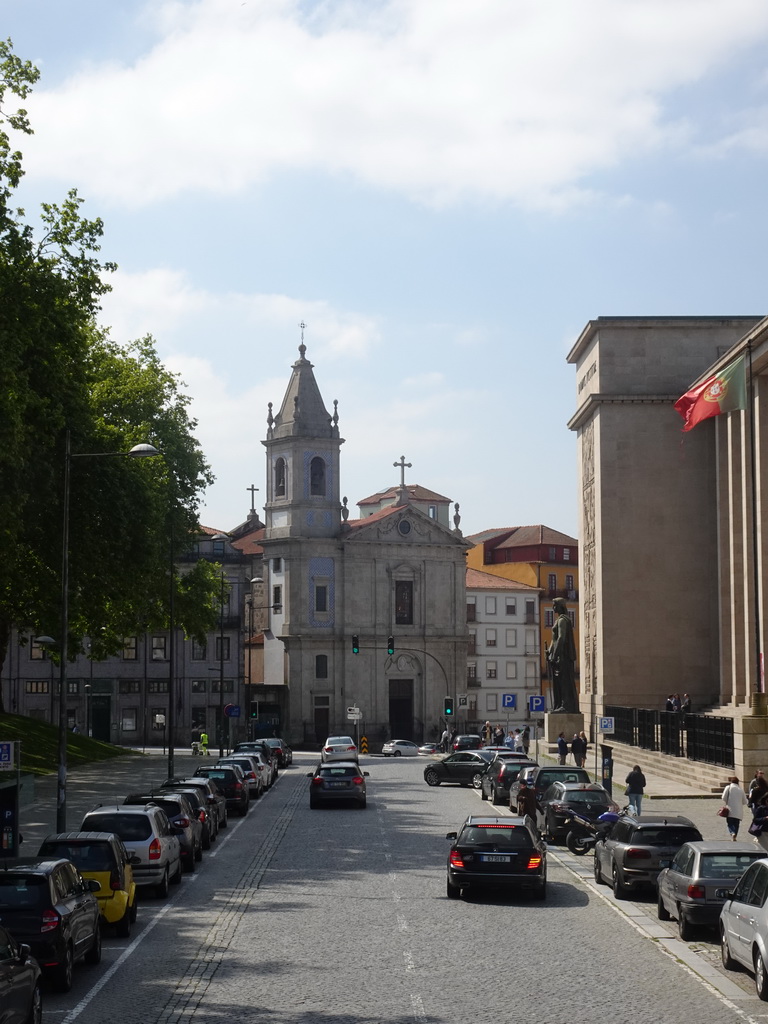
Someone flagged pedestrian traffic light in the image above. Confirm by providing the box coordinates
[444,696,454,716]
[249,701,259,719]
[352,635,360,654]
[387,635,395,655]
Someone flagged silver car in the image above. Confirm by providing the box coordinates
[657,840,763,939]
[720,856,768,999]
[321,736,359,763]
[81,804,182,898]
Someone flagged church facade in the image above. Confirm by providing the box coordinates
[259,343,471,746]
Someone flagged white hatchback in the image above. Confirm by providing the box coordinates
[382,740,419,757]
[321,736,359,763]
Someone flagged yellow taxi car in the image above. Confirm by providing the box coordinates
[38,831,139,936]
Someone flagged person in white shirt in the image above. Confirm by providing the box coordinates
[722,776,748,840]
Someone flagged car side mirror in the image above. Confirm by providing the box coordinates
[363,772,370,777]
[87,879,101,892]
[18,943,31,964]
[306,772,313,777]
[446,831,458,840]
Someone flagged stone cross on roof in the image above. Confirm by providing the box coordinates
[394,455,412,506]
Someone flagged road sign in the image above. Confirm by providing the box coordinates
[599,716,615,733]
[528,695,546,714]
[457,694,468,707]
[347,711,362,721]
[501,693,517,709]
[224,704,241,718]
[0,743,14,771]
[346,706,359,715]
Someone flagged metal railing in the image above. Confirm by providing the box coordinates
[603,706,734,768]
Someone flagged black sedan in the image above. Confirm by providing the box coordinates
[537,782,617,841]
[446,815,547,900]
[0,923,42,1024]
[423,750,496,789]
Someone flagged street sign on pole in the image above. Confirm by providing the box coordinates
[599,716,615,733]
[347,710,362,721]
[528,695,546,714]
[0,743,14,772]
[346,706,359,715]
[501,693,517,709]
[457,694,468,708]
[224,705,241,718]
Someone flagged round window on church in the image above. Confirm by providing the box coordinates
[398,520,411,536]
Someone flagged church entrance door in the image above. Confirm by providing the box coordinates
[388,679,413,740]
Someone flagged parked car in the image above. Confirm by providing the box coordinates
[445,815,547,900]
[593,813,703,899]
[37,831,139,936]
[482,747,533,760]
[308,761,369,808]
[508,765,591,809]
[262,737,293,767]
[0,922,42,1023]
[0,859,101,991]
[480,759,537,805]
[382,739,419,757]
[321,736,359,763]
[194,764,249,817]
[451,734,483,752]
[537,782,618,841]
[216,756,264,800]
[161,776,228,838]
[657,840,764,939]
[233,741,279,781]
[418,743,439,755]
[424,750,497,788]
[81,804,182,898]
[720,856,768,998]
[123,793,204,871]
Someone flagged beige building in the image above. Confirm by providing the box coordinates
[567,315,768,780]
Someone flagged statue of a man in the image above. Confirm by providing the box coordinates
[546,598,578,713]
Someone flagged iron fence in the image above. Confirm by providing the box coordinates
[602,707,733,768]
[686,714,734,768]
[605,705,636,745]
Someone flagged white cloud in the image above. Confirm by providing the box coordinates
[21,0,768,210]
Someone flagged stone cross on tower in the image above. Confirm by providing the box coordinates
[394,455,412,506]
[247,483,259,515]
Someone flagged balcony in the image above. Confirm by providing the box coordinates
[467,675,481,688]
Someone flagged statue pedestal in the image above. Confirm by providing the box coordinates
[543,712,585,745]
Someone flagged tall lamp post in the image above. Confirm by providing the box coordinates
[48,430,160,833]
[211,533,231,758]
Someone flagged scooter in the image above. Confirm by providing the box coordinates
[564,808,623,855]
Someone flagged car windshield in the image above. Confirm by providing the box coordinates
[327,737,354,745]
[537,772,587,787]
[0,876,47,908]
[84,814,152,841]
[700,852,764,878]
[636,827,701,847]
[199,771,233,781]
[39,843,114,870]
[565,791,610,805]
[459,826,533,849]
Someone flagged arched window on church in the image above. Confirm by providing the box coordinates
[310,456,326,496]
[275,457,286,497]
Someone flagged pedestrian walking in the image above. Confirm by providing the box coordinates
[521,725,531,756]
[505,730,515,749]
[748,770,768,808]
[440,727,451,753]
[721,776,748,840]
[578,731,589,765]
[483,721,493,745]
[199,730,209,756]
[514,729,524,752]
[557,731,568,765]
[625,764,646,815]
[752,797,768,853]
[570,732,586,767]
[493,724,505,746]
[515,778,538,821]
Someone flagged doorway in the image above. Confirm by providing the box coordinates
[388,679,413,740]
[91,696,111,742]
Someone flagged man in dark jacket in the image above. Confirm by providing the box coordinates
[557,731,568,765]
[515,779,539,821]
[571,733,586,768]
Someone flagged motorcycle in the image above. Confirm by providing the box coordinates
[564,808,624,855]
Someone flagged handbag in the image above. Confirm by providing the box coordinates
[717,806,729,817]
[749,821,763,836]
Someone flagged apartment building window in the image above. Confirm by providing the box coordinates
[486,693,498,712]
[25,680,49,694]
[565,574,574,593]
[569,611,576,627]
[315,655,328,679]
[122,637,137,661]
[119,680,140,694]
[485,596,497,615]
[468,631,476,655]
[486,661,498,679]
[395,581,414,625]
[211,679,235,694]
[148,680,169,693]
[545,609,554,628]
[122,709,137,732]
[191,640,207,661]
[191,680,207,693]
[215,637,231,662]
[467,598,476,622]
[563,547,570,561]
[428,504,437,519]
[486,629,497,647]
[505,598,516,616]
[152,636,166,661]
[549,547,556,560]
[67,681,80,695]
[547,573,557,595]
[314,584,328,613]
[272,585,282,611]
[212,538,225,556]
[505,662,517,679]
[273,557,282,572]
[506,628,517,648]
[526,662,537,681]
[525,600,536,624]
[30,641,46,660]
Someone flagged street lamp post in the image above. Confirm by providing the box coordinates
[84,683,92,738]
[218,569,225,757]
[53,430,159,833]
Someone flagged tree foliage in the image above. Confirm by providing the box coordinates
[0,40,220,701]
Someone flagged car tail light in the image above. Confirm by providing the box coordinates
[198,809,207,822]
[312,777,324,786]
[149,838,162,861]
[449,851,465,869]
[346,746,356,752]
[323,747,332,753]
[41,910,59,933]
[110,870,122,890]
[550,802,567,812]
[526,855,543,870]
[688,884,706,899]
[352,776,364,785]
[234,782,243,792]
[497,769,505,781]
[176,817,190,828]
[626,847,651,860]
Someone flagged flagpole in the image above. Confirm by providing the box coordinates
[748,340,765,711]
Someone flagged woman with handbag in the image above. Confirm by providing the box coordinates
[721,776,748,840]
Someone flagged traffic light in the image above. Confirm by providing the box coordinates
[249,701,259,719]
[387,635,395,655]
[444,696,454,716]
[352,635,360,654]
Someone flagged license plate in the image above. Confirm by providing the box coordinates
[716,888,730,899]
[327,781,347,788]
[480,855,511,863]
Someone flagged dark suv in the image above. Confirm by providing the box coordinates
[594,813,703,899]
[508,765,591,809]
[480,759,537,805]
[194,764,249,816]
[0,859,101,991]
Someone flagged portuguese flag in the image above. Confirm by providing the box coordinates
[674,354,747,432]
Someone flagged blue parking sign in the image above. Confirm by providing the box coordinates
[0,742,14,771]
[501,693,517,709]
[528,695,546,714]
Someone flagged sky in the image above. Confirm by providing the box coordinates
[5,0,768,540]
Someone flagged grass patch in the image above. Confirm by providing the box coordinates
[0,713,140,776]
